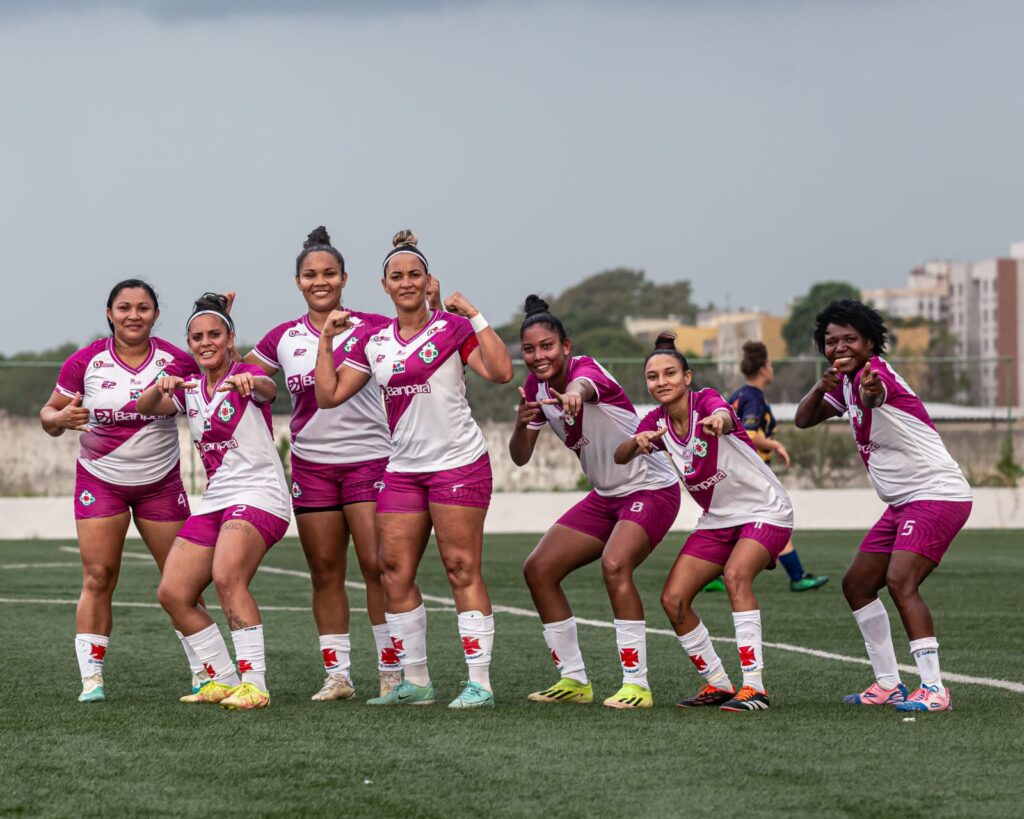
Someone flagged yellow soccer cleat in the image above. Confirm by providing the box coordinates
[220,682,270,710]
[180,680,236,704]
[527,678,593,704]
[603,683,653,709]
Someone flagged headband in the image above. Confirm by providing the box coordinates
[382,246,429,274]
[186,309,234,334]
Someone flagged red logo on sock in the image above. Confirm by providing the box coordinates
[203,662,216,678]
[238,660,253,673]
[380,647,401,666]
[321,648,338,667]
[89,643,106,661]
[391,637,404,652]
[619,648,639,668]
[550,649,560,665]
[462,636,482,655]
[739,645,756,667]
[689,654,707,671]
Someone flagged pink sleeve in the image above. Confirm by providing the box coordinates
[859,356,894,407]
[634,407,667,452]
[822,381,847,414]
[522,375,546,430]
[55,349,88,398]
[697,390,743,434]
[341,326,371,374]
[252,323,288,369]
[170,388,187,414]
[568,357,616,402]
[166,345,199,380]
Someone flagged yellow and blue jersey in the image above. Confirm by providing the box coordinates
[728,384,776,463]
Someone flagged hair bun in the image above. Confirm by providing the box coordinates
[194,292,229,313]
[523,294,550,316]
[654,332,677,351]
[392,229,418,248]
[304,226,332,249]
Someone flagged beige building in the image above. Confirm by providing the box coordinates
[625,311,787,370]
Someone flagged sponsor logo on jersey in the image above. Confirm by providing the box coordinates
[375,354,387,363]
[688,468,727,492]
[291,481,302,498]
[188,408,199,417]
[287,373,315,393]
[381,383,431,400]
[371,334,389,343]
[93,408,162,424]
[131,378,142,386]
[343,336,358,353]
[857,441,879,455]
[196,438,239,453]
[293,348,307,357]
[129,388,141,400]
[93,360,113,368]
[100,380,117,389]
[78,490,96,507]
[287,329,305,338]
[568,435,590,453]
[392,360,405,374]
[155,357,167,367]
[418,342,439,364]
[217,401,235,423]
[203,419,212,432]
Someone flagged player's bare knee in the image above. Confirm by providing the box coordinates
[443,556,477,590]
[885,572,917,605]
[721,566,751,593]
[81,562,117,596]
[660,589,686,624]
[600,554,630,585]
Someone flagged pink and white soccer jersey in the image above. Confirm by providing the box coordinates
[524,356,678,497]
[822,356,972,506]
[344,309,487,473]
[170,363,290,522]
[56,337,195,486]
[636,389,794,530]
[252,311,391,465]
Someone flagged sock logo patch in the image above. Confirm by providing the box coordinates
[461,636,483,657]
[550,649,561,665]
[738,645,756,667]
[391,637,404,655]
[380,647,401,667]
[321,648,338,668]
[689,654,707,671]
[89,643,106,661]
[238,659,253,673]
[202,662,216,678]
[619,648,640,669]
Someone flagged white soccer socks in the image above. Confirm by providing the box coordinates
[613,619,649,689]
[372,622,402,673]
[319,633,351,679]
[458,610,495,691]
[542,617,588,685]
[677,621,732,690]
[732,610,765,692]
[386,604,430,686]
[852,598,902,690]
[75,633,108,681]
[909,636,943,691]
[175,629,210,684]
[184,622,240,687]
[231,625,267,692]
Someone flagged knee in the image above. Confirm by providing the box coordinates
[660,589,688,624]
[307,560,343,592]
[212,568,246,600]
[442,555,479,591]
[601,554,631,586]
[885,572,917,605]
[82,563,118,597]
[522,554,549,589]
[721,565,752,594]
[842,569,875,604]
[157,578,187,613]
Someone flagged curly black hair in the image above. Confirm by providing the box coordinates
[296,225,345,276]
[813,299,888,356]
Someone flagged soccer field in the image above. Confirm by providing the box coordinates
[2,532,1022,818]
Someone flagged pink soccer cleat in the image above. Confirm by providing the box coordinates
[895,684,952,713]
[842,681,909,705]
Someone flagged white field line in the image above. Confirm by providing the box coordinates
[33,548,1024,695]
[1,562,82,570]
[0,598,455,614]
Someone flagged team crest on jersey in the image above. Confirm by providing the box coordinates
[852,405,864,426]
[291,481,302,498]
[418,342,439,365]
[79,490,96,507]
[392,360,405,374]
[692,437,708,458]
[343,336,358,353]
[217,400,235,423]
[156,369,168,379]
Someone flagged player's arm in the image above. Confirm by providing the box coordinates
[40,391,90,436]
[137,375,194,417]
[446,292,514,384]
[696,408,734,437]
[794,367,842,428]
[615,428,668,464]
[542,378,595,421]
[218,371,277,402]
[509,387,543,466]
[242,351,278,377]
[314,310,371,409]
[748,431,791,467]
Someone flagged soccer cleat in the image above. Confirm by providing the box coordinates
[603,683,653,709]
[895,684,952,713]
[842,681,909,706]
[448,681,495,710]
[311,673,355,702]
[220,682,271,710]
[366,679,436,706]
[180,680,237,704]
[78,673,105,703]
[790,573,830,592]
[676,684,736,708]
[703,578,726,593]
[190,672,211,696]
[527,678,594,704]
[720,685,770,712]
[378,670,402,699]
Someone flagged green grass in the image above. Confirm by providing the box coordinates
[1,532,1023,818]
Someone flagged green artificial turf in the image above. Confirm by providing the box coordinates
[1,532,1022,818]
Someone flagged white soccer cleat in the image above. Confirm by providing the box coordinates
[78,673,105,703]
[311,673,356,702]
[378,670,402,699]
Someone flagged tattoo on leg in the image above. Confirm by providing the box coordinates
[225,610,248,630]
[221,522,254,534]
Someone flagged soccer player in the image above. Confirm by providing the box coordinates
[510,297,681,709]
[137,294,291,711]
[794,299,972,713]
[615,333,795,712]
[244,226,399,702]
[315,229,513,709]
[40,279,204,703]
[715,340,828,593]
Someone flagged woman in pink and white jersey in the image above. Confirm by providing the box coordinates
[245,226,401,703]
[138,293,290,711]
[615,333,795,713]
[509,296,681,710]
[795,299,972,714]
[40,279,202,703]
[316,229,513,710]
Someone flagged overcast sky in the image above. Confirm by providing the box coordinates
[1,0,1021,354]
